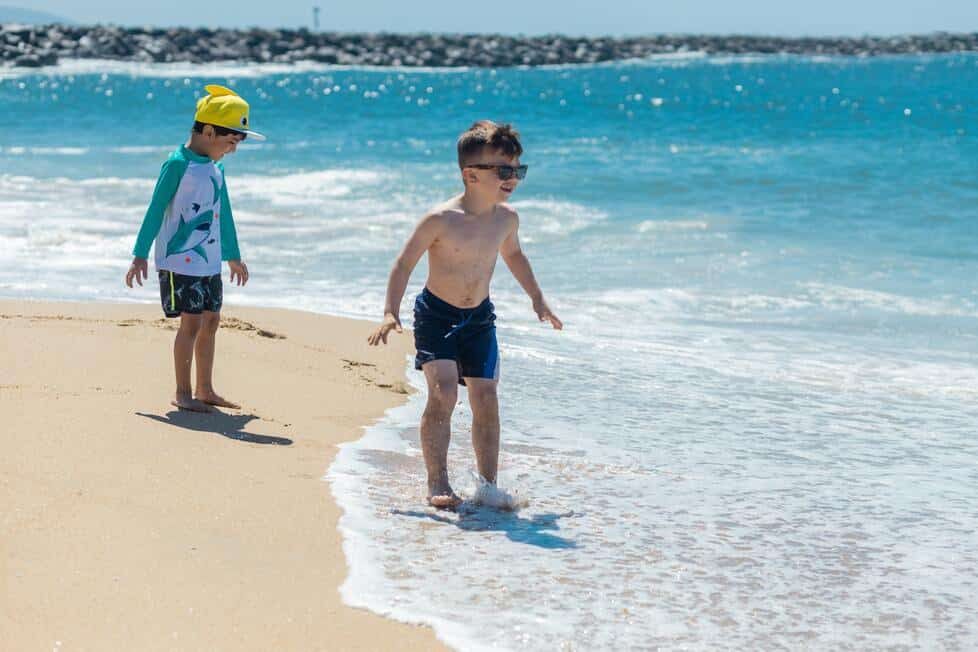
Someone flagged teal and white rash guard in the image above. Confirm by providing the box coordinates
[132,145,240,276]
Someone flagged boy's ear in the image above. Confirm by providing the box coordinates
[202,124,215,139]
[461,167,477,186]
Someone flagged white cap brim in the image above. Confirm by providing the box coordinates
[239,129,266,142]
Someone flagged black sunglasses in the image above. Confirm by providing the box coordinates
[465,164,528,181]
[210,125,247,141]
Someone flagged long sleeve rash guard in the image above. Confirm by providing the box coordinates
[132,144,240,276]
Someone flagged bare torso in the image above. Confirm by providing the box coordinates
[424,198,517,308]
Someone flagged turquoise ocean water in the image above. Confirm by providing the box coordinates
[2,54,977,649]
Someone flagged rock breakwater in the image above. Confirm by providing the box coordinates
[2,25,977,68]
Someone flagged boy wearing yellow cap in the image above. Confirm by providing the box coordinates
[125,84,265,412]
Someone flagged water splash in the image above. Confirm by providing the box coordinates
[465,472,528,512]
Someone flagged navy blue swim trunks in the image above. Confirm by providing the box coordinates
[413,287,498,385]
[158,270,223,318]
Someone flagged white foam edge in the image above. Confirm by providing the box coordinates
[325,358,529,652]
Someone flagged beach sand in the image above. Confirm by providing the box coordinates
[1,300,446,651]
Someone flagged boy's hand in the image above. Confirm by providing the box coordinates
[533,298,563,330]
[125,257,148,287]
[228,260,249,286]
[367,313,403,346]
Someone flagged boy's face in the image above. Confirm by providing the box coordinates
[464,149,523,201]
[202,126,246,160]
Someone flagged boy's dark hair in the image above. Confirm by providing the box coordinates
[457,120,523,168]
[192,121,243,137]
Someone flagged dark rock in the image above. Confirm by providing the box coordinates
[311,46,338,63]
[13,50,56,66]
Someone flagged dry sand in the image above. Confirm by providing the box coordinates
[0,300,446,651]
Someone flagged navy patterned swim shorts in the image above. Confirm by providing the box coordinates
[158,270,223,318]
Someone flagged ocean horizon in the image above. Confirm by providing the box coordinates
[2,53,976,649]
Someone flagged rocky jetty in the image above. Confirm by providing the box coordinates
[2,24,977,68]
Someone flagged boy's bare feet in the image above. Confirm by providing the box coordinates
[171,393,214,413]
[427,482,463,510]
[194,391,240,409]
[428,494,463,510]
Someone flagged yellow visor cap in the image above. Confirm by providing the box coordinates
[194,84,266,141]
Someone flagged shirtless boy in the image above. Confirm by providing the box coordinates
[367,120,562,508]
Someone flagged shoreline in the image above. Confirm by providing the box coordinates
[0,299,448,651]
[2,25,977,69]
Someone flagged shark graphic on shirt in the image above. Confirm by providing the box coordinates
[163,178,222,263]
[165,209,214,262]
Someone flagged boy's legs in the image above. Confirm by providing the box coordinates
[464,377,500,484]
[172,313,211,412]
[193,310,239,409]
[421,360,461,508]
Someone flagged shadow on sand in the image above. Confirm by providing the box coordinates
[392,506,578,549]
[136,410,293,446]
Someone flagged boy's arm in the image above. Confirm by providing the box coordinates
[499,212,563,330]
[367,212,444,345]
[126,157,184,287]
[217,166,248,286]
[217,166,240,261]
